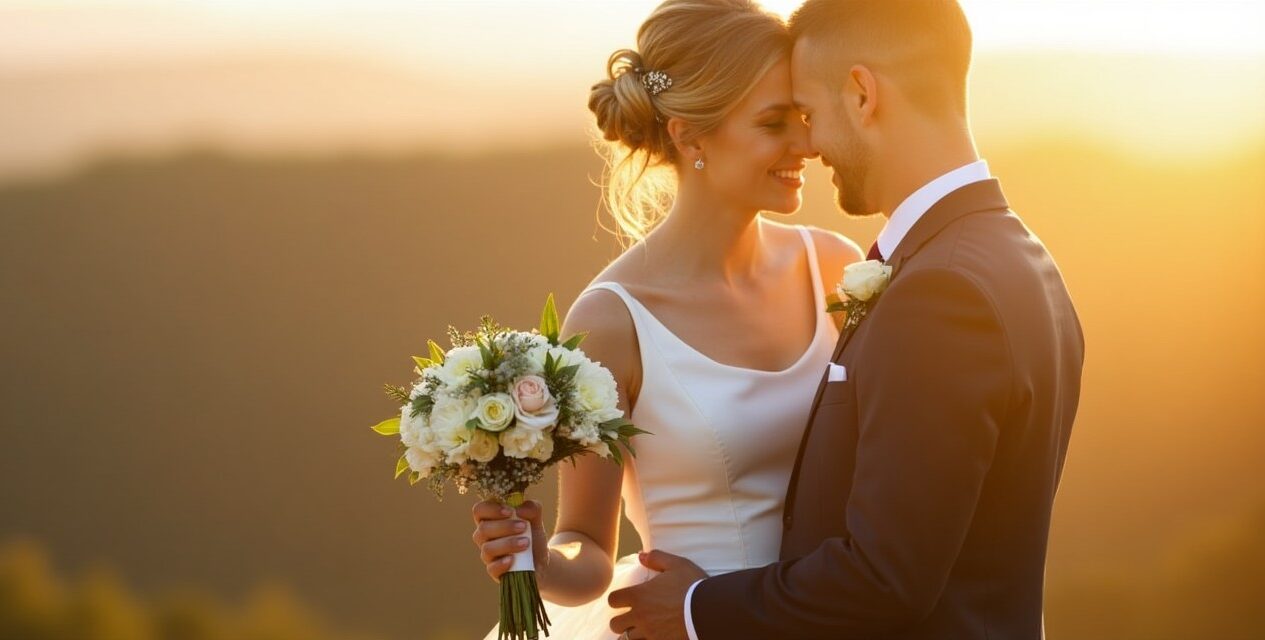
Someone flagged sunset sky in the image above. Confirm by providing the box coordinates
[0,1,1261,181]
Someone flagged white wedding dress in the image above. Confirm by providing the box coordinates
[484,225,838,639]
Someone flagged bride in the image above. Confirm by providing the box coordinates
[474,1,862,637]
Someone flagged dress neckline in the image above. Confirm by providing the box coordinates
[593,225,826,377]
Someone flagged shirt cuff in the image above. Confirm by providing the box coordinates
[683,578,705,640]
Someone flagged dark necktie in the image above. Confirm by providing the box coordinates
[867,241,883,262]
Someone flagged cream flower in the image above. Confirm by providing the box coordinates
[438,345,484,386]
[567,420,603,447]
[399,404,427,448]
[404,445,441,478]
[430,394,477,449]
[838,260,893,302]
[473,393,515,432]
[573,358,622,422]
[466,428,500,463]
[528,434,554,462]
[499,425,546,459]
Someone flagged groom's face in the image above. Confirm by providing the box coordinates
[790,39,877,218]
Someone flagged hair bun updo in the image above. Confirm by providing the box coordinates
[587,49,666,156]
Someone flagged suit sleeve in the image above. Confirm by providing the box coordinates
[690,267,1013,638]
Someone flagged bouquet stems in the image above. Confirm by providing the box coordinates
[498,492,551,640]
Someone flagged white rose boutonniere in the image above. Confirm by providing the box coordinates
[827,259,893,331]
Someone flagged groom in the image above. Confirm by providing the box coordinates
[608,1,1084,638]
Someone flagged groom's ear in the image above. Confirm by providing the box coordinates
[666,117,703,161]
[847,64,879,126]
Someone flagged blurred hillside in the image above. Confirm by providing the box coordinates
[1,139,1263,639]
[0,537,384,640]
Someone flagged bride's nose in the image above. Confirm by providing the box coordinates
[790,122,818,160]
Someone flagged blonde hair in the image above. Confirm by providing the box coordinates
[587,0,789,244]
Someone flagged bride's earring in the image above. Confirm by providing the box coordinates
[694,157,705,170]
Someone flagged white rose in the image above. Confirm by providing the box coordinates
[404,445,441,478]
[445,441,471,465]
[573,359,621,420]
[526,343,548,370]
[438,345,484,386]
[399,404,427,448]
[474,393,515,432]
[466,428,500,463]
[499,425,546,459]
[430,394,477,450]
[839,260,893,302]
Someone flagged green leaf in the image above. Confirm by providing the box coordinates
[561,332,587,350]
[608,443,624,466]
[557,363,580,381]
[621,437,638,458]
[371,417,401,436]
[408,471,421,486]
[394,454,410,479]
[599,417,633,431]
[544,350,556,376]
[825,301,846,313]
[540,294,561,345]
[478,339,495,369]
[412,356,435,372]
[428,339,446,365]
[465,418,483,431]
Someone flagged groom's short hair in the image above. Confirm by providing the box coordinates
[788,0,972,118]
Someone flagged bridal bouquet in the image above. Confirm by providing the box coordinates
[369,295,646,640]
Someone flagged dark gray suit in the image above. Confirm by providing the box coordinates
[691,179,1084,638]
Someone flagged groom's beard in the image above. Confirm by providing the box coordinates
[831,126,876,218]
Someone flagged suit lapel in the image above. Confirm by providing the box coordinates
[825,179,1009,364]
[783,179,1011,527]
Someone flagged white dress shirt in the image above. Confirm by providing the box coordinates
[681,158,991,640]
[874,159,992,260]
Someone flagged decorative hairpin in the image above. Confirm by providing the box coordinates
[638,68,673,97]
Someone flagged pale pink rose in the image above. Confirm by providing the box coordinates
[512,376,551,413]
[511,375,559,431]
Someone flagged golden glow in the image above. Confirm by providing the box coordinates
[760,0,801,20]
[551,541,583,561]
[0,0,1260,181]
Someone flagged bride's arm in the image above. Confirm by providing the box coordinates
[470,288,641,606]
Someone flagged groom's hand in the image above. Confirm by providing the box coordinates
[608,550,705,640]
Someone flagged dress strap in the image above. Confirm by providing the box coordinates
[795,226,826,316]
[579,281,641,319]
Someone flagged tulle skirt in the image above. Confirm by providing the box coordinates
[482,553,658,640]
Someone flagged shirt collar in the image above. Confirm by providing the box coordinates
[874,159,991,261]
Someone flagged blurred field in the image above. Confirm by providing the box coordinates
[1,137,1263,639]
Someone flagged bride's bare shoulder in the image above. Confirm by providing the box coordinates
[564,257,645,403]
[802,224,865,281]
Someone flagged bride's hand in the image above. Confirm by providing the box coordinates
[471,499,550,583]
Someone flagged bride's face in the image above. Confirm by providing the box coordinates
[695,57,816,215]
